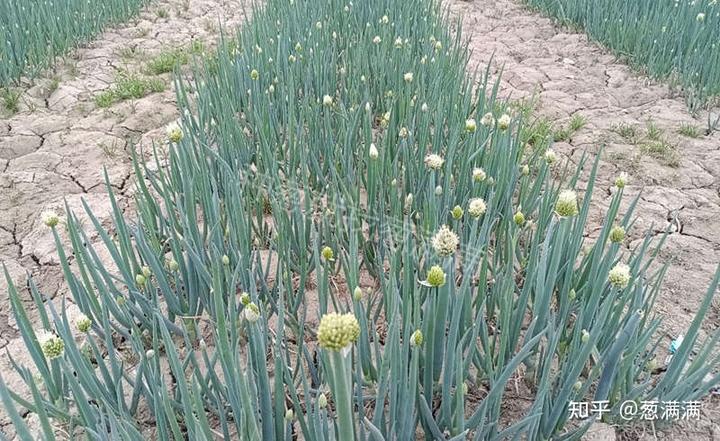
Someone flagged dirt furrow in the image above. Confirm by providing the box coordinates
[450,0,719,438]
[0,0,246,436]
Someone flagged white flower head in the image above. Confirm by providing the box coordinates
[472,167,487,182]
[410,329,423,347]
[322,95,333,106]
[468,198,487,218]
[498,114,511,130]
[544,149,557,164]
[166,121,183,143]
[424,153,444,170]
[41,210,60,228]
[431,225,459,256]
[615,172,628,189]
[465,118,477,133]
[404,193,413,212]
[373,36,382,44]
[76,314,92,333]
[37,330,64,359]
[608,263,631,288]
[480,112,495,127]
[555,189,579,217]
[369,143,379,159]
[404,72,414,83]
[244,302,261,323]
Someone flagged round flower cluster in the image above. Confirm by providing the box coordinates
[424,153,444,170]
[581,329,590,344]
[425,265,446,287]
[410,329,423,347]
[318,393,328,408]
[472,167,486,182]
[244,302,260,323]
[369,143,379,159]
[468,198,486,218]
[431,225,459,256]
[37,330,64,359]
[497,114,511,130]
[609,225,625,243]
[451,205,464,220]
[614,172,628,189]
[465,118,477,133]
[76,314,92,333]
[544,149,556,164]
[555,189,579,217]
[608,263,631,288]
[41,210,60,228]
[480,112,495,127]
[321,246,334,261]
[166,121,183,144]
[317,312,360,351]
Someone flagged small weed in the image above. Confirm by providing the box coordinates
[641,139,680,167]
[677,123,701,138]
[511,95,539,121]
[48,77,60,94]
[94,72,165,108]
[145,49,189,75]
[645,119,663,141]
[522,116,554,148]
[1,88,21,113]
[553,127,571,142]
[95,91,116,108]
[203,19,218,33]
[145,43,204,75]
[612,123,639,144]
[569,113,586,132]
[99,139,122,158]
[552,113,585,142]
[156,8,169,19]
[117,45,146,61]
[134,27,150,38]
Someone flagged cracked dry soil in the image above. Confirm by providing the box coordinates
[0,0,718,438]
[449,0,720,438]
[0,0,246,436]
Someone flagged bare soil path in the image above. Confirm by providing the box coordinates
[449,0,720,438]
[0,0,245,436]
[450,0,720,339]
